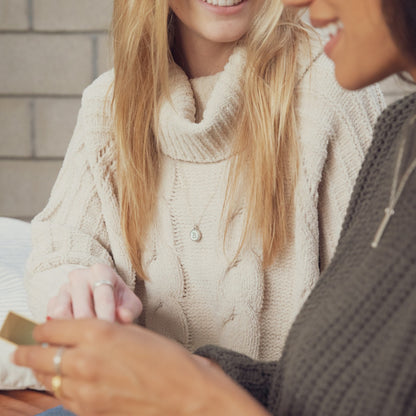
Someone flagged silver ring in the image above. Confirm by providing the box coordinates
[93,279,114,291]
[53,346,65,376]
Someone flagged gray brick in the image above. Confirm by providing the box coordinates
[97,34,112,76]
[0,98,32,157]
[0,34,93,95]
[0,0,29,30]
[33,0,113,31]
[0,160,62,218]
[34,98,81,157]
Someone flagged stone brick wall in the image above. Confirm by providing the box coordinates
[0,0,113,220]
[0,1,415,220]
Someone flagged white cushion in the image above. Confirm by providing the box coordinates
[0,217,44,390]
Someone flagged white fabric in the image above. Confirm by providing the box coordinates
[0,217,43,390]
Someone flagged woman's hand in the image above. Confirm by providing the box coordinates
[47,264,142,323]
[13,320,269,416]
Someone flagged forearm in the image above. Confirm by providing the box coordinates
[199,365,271,416]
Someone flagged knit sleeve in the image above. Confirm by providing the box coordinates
[317,81,385,270]
[25,74,117,320]
[195,345,280,410]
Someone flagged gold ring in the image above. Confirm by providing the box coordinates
[51,375,63,398]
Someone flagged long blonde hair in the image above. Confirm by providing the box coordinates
[112,0,309,279]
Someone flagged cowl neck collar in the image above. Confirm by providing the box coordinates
[157,47,246,163]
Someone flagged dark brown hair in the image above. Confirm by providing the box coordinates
[382,0,416,62]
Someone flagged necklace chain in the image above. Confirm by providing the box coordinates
[371,115,416,248]
[176,164,225,242]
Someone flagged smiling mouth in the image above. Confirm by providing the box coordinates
[316,19,344,58]
[317,19,344,39]
[202,0,244,6]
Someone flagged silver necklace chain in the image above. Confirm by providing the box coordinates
[371,115,416,248]
[176,164,225,242]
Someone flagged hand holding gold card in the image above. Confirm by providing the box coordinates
[0,311,38,346]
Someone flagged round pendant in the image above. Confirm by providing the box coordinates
[190,226,202,242]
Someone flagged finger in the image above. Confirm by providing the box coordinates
[116,291,143,323]
[47,287,74,320]
[31,319,112,346]
[116,307,133,323]
[34,372,58,396]
[69,271,95,319]
[13,345,73,375]
[35,371,67,399]
[14,342,103,386]
[35,371,79,414]
[37,372,106,416]
[90,264,117,322]
[93,285,116,322]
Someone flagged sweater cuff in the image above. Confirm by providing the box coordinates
[24,264,87,321]
[195,345,279,408]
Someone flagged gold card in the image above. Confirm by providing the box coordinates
[0,311,38,346]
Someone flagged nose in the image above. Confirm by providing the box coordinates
[282,0,313,6]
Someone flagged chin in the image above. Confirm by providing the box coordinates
[335,67,391,91]
[206,32,247,44]
[203,22,249,45]
[334,60,404,91]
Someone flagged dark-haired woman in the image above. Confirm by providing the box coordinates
[13,0,416,415]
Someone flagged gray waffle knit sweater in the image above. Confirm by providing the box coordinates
[196,92,416,416]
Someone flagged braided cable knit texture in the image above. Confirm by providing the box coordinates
[26,46,384,360]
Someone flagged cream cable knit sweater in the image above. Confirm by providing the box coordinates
[25,47,384,360]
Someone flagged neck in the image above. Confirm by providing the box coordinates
[173,23,236,78]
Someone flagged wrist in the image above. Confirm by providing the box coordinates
[191,357,270,416]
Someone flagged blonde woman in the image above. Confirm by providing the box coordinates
[25,0,383,360]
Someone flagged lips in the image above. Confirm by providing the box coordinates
[312,19,344,59]
[202,0,244,6]
[324,30,343,58]
[319,20,344,38]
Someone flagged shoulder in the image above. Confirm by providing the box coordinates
[293,37,385,183]
[371,92,416,151]
[374,91,416,133]
[80,69,115,120]
[70,70,116,159]
[296,37,385,124]
[82,69,114,102]
[72,70,116,151]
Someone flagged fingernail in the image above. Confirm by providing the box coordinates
[46,316,52,321]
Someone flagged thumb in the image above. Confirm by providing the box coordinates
[116,291,143,323]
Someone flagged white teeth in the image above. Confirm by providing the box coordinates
[203,0,243,6]
[319,20,344,38]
